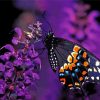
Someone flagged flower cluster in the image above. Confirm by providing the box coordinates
[60,3,90,42]
[0,21,42,100]
[60,2,100,57]
[24,21,42,42]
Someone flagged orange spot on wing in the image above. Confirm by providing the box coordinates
[83,52,87,58]
[72,63,76,67]
[73,59,78,63]
[68,84,73,87]
[59,67,64,73]
[64,63,68,70]
[82,71,87,75]
[60,78,66,85]
[67,55,73,63]
[71,52,78,58]
[73,45,80,53]
[75,82,80,86]
[68,63,73,71]
[83,61,89,67]
[68,63,76,71]
[79,77,83,81]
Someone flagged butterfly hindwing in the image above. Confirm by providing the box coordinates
[48,37,100,89]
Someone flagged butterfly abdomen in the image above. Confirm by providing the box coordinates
[48,50,59,72]
[45,34,61,71]
[48,40,58,71]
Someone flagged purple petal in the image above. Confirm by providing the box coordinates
[16,83,26,96]
[23,70,32,77]
[13,58,22,66]
[0,44,15,53]
[0,52,12,61]
[5,70,13,78]
[0,80,6,94]
[24,58,32,66]
[24,77,31,85]
[0,63,5,72]
[25,93,31,100]
[12,37,19,45]
[5,61,14,70]
[32,73,40,80]
[0,88,5,95]
[9,93,17,100]
[17,90,25,96]
[14,27,22,39]
[33,58,41,66]
[28,45,38,57]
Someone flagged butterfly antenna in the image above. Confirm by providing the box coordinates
[41,11,53,32]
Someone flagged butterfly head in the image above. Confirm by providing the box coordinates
[44,32,54,49]
[47,31,54,37]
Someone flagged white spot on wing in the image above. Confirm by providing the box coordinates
[93,67,97,72]
[51,58,53,60]
[50,49,52,51]
[61,82,65,85]
[88,58,90,63]
[95,61,100,66]
[70,87,74,90]
[52,61,55,64]
[91,76,94,80]
[88,68,92,72]
[51,47,54,49]
[85,76,89,80]
[61,66,63,69]
[97,67,100,73]
[76,87,80,90]
[96,76,99,80]
[82,82,84,86]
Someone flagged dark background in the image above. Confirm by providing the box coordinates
[0,0,22,47]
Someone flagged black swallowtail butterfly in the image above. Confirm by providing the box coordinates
[34,12,100,97]
[44,32,100,92]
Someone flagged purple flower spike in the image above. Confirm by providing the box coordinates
[59,2,100,58]
[0,20,42,99]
